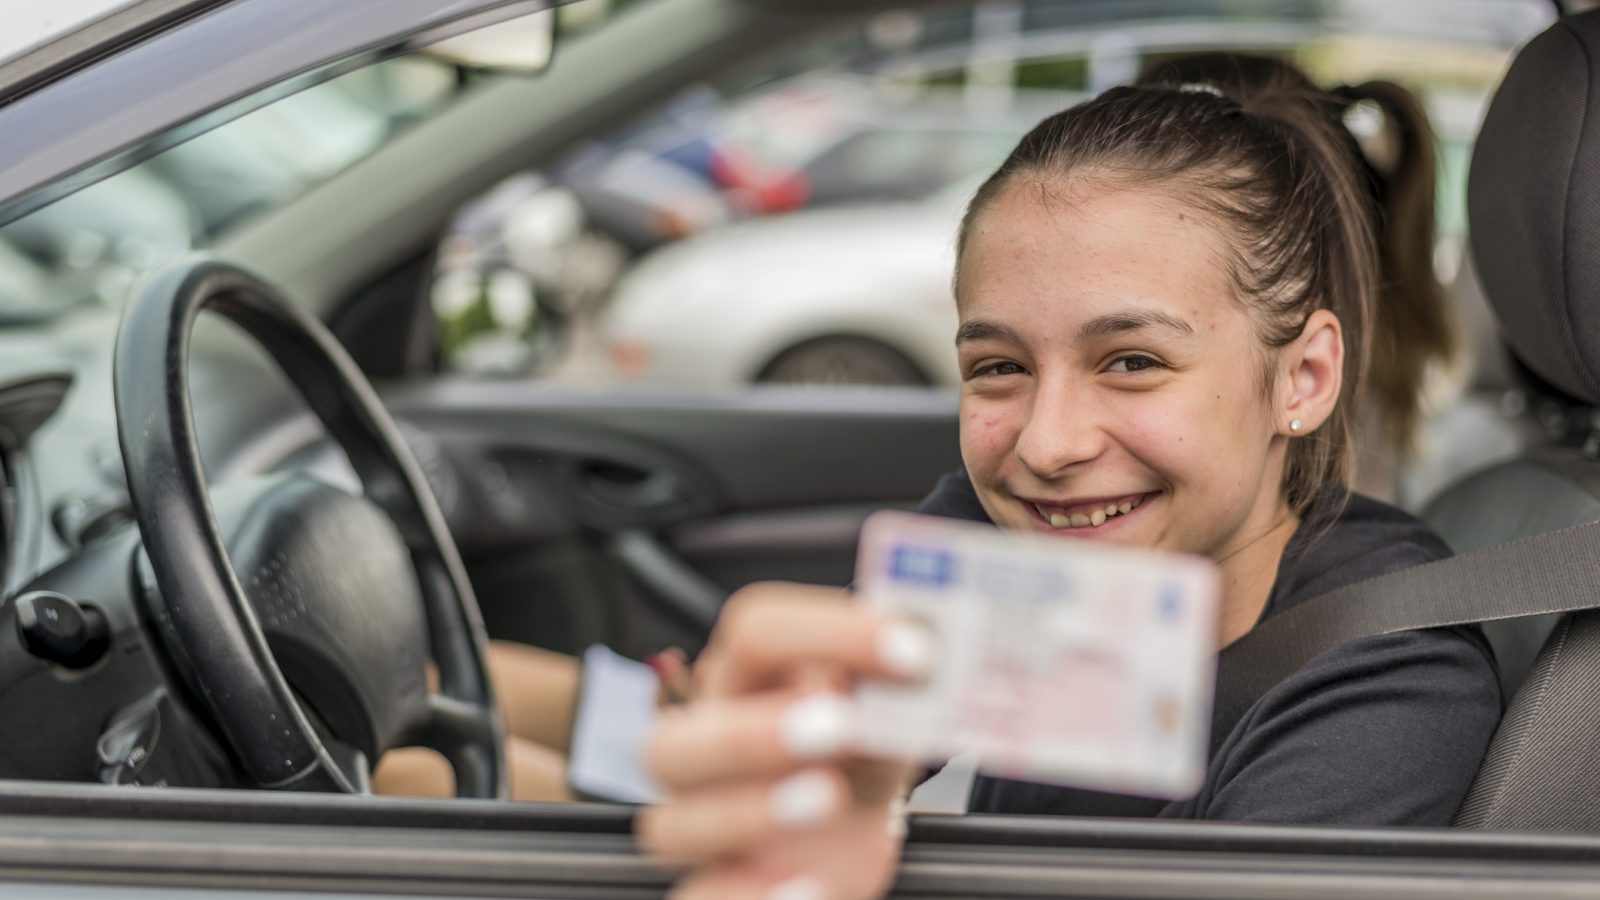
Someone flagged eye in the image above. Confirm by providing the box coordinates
[970,360,1026,379]
[1106,354,1165,374]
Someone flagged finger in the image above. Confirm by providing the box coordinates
[637,767,847,866]
[664,805,904,900]
[702,583,935,697]
[663,648,695,701]
[670,868,828,900]
[791,664,848,696]
[648,691,856,790]
[649,648,694,706]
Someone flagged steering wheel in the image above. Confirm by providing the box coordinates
[112,257,507,798]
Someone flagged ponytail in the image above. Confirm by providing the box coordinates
[1138,55,1454,456]
[1339,80,1457,453]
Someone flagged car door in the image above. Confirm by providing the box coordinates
[6,782,1600,898]
[374,382,960,659]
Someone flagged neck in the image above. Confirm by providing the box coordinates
[1215,506,1301,648]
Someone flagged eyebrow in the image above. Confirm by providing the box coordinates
[955,320,1023,346]
[1077,309,1196,341]
[955,309,1196,347]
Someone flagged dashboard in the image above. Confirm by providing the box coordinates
[0,305,316,789]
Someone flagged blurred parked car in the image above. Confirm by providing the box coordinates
[441,79,1061,375]
[585,19,1508,389]
[598,175,973,386]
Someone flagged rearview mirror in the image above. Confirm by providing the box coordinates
[413,6,556,75]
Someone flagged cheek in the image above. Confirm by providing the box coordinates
[1109,383,1266,486]
[1106,402,1192,476]
[959,403,1018,470]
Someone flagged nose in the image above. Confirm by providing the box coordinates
[1013,376,1104,479]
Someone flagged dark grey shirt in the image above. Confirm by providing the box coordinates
[915,470,1501,826]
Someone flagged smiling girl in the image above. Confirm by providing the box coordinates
[635,63,1501,900]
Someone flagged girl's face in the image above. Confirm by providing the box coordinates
[956,180,1310,567]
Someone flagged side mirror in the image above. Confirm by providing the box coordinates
[412,6,556,76]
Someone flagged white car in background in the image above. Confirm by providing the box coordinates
[600,170,975,387]
[592,97,1063,387]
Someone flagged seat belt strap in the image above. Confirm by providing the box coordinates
[1210,516,1600,755]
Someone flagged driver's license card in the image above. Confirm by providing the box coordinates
[850,511,1221,798]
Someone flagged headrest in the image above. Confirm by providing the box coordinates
[1470,11,1600,405]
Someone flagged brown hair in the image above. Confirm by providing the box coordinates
[956,64,1380,517]
[1341,79,1455,452]
[1138,53,1455,454]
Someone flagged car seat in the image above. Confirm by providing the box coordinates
[1422,8,1600,831]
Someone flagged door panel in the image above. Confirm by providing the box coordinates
[4,782,1600,899]
[380,380,961,657]
[670,503,891,593]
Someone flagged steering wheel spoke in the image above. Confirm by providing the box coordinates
[421,693,504,799]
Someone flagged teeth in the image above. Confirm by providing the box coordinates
[1041,495,1148,529]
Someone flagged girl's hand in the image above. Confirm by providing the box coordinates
[636,582,935,900]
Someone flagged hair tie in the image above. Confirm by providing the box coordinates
[1329,84,1362,106]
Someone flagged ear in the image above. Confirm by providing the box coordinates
[1277,309,1344,435]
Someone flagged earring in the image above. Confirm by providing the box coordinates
[1289,419,1303,433]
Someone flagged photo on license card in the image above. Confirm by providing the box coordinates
[851,510,1221,799]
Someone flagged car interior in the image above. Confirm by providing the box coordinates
[7,0,1600,896]
[1422,6,1600,829]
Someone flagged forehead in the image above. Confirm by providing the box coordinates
[956,179,1240,327]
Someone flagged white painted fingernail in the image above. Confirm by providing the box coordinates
[878,621,935,678]
[779,693,853,759]
[770,769,842,829]
[886,796,909,839]
[767,875,827,900]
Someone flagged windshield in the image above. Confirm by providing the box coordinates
[0,54,464,318]
[0,0,658,321]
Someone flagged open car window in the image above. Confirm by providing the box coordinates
[426,0,1549,415]
[13,1,1600,898]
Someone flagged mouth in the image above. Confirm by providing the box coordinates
[1022,492,1157,535]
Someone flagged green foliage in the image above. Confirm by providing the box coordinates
[1014,56,1090,91]
[438,287,498,358]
